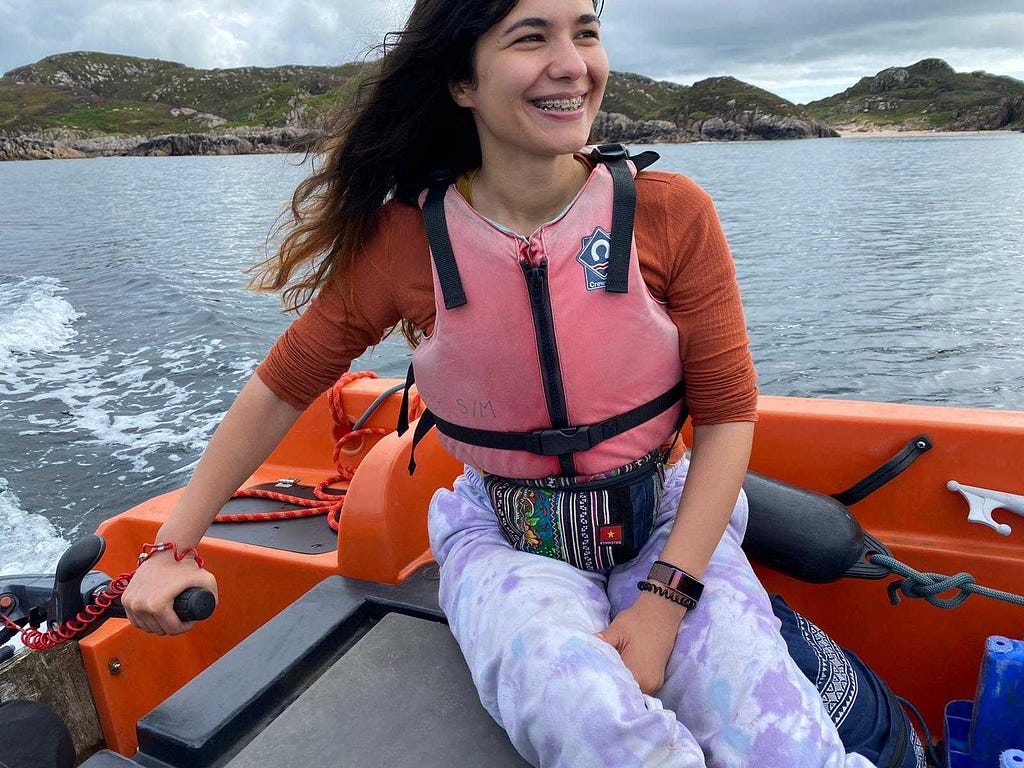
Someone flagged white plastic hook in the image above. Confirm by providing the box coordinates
[947,480,1024,536]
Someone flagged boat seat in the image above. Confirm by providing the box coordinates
[223,613,531,768]
[79,572,530,768]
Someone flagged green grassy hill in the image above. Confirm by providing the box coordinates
[1,51,829,141]
[805,58,1024,131]
[1,51,365,135]
[601,71,690,121]
[3,52,1021,157]
[676,76,809,122]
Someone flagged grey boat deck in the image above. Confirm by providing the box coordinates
[80,572,529,768]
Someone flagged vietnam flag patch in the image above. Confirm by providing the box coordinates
[599,525,624,545]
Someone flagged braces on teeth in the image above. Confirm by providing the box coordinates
[533,96,584,111]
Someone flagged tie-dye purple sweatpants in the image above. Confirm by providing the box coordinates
[428,460,877,768]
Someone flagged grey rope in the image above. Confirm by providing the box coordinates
[868,553,1024,609]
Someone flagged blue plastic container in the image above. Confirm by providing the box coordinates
[944,636,1024,768]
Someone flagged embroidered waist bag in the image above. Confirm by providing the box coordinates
[483,450,666,572]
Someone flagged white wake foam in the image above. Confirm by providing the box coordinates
[0,479,69,655]
[0,478,68,575]
[16,340,240,475]
[0,276,81,386]
[1,275,255,475]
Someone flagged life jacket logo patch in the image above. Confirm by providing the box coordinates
[576,227,611,291]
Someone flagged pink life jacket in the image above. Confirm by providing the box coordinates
[400,146,686,479]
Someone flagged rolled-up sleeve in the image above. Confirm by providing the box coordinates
[642,174,758,425]
[255,203,408,410]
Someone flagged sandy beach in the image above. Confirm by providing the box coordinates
[837,128,1021,138]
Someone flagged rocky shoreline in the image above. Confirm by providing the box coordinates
[4,110,1018,162]
[593,110,839,143]
[0,127,316,161]
[0,110,844,161]
[2,112,831,162]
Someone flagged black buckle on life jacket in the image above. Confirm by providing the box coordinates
[535,425,595,456]
[590,143,629,162]
[400,379,686,475]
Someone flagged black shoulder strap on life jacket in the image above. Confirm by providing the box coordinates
[588,143,658,294]
[422,179,468,310]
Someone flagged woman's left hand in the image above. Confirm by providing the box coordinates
[596,592,686,694]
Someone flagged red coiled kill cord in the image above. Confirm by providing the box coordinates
[1,543,203,650]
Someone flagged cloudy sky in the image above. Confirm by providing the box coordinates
[1,0,1022,104]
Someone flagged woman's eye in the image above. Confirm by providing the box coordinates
[515,34,544,44]
[577,29,600,40]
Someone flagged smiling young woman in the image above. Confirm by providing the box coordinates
[120,2,916,766]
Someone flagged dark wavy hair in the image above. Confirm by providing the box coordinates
[250,0,603,342]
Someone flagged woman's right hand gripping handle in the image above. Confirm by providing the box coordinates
[122,549,219,636]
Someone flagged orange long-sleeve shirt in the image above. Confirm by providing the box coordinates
[256,170,758,425]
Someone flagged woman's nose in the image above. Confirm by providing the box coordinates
[547,38,588,81]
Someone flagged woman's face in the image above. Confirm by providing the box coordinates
[452,0,608,165]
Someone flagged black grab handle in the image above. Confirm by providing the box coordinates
[103,587,216,623]
[172,588,216,622]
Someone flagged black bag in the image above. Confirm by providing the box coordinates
[771,595,926,768]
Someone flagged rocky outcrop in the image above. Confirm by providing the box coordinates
[132,133,255,156]
[169,107,227,129]
[0,127,315,161]
[591,109,837,145]
[952,96,1024,131]
[591,112,692,144]
[0,136,86,160]
[865,59,956,94]
[685,114,838,141]
[131,128,312,156]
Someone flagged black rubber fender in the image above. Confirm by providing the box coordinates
[741,471,865,583]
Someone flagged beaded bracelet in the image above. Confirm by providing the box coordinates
[137,542,205,569]
[637,579,697,610]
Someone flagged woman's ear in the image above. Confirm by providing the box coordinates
[449,79,475,108]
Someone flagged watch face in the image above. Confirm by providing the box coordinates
[649,562,704,600]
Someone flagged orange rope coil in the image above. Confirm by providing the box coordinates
[220,371,415,532]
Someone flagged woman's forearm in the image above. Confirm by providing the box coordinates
[598,421,755,692]
[657,421,754,580]
[154,373,304,548]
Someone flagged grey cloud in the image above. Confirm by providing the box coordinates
[0,0,404,73]
[2,0,1022,103]
[600,1,1024,101]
